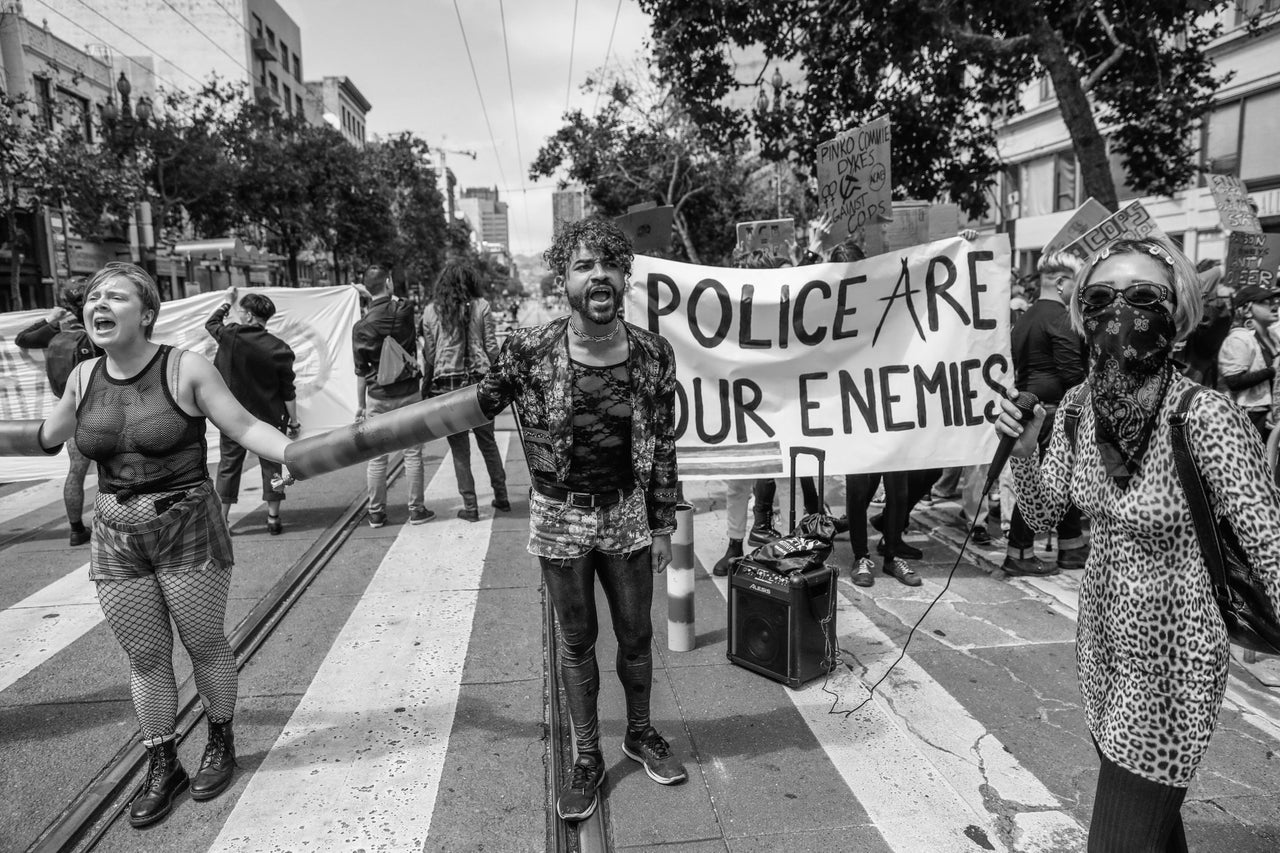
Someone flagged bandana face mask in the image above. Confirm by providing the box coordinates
[1083,301,1177,486]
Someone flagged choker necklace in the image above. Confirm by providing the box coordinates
[569,318,620,342]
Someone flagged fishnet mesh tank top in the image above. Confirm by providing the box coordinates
[76,345,208,499]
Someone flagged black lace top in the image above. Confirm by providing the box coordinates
[76,345,208,498]
[551,358,633,492]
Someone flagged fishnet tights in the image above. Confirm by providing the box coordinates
[96,567,237,740]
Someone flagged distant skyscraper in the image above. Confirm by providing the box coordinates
[552,187,589,237]
[459,187,510,250]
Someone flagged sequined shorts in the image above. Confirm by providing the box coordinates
[527,486,652,561]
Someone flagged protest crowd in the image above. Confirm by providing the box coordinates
[4,6,1280,851]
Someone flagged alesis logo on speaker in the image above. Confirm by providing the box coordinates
[747,582,776,598]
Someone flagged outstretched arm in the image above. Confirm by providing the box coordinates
[183,351,291,463]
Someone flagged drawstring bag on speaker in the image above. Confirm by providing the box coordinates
[735,512,836,580]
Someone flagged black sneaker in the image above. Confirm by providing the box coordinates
[622,726,687,785]
[851,557,875,588]
[1001,553,1060,577]
[69,524,90,546]
[557,753,605,822]
[883,557,922,587]
[367,510,387,529]
[409,508,435,525]
[971,526,996,546]
[876,538,923,560]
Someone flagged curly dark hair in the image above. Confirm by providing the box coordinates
[543,216,634,280]
[432,261,483,336]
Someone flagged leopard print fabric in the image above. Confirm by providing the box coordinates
[1012,372,1280,787]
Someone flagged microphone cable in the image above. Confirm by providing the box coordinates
[820,489,993,719]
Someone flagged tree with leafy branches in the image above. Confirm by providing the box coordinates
[639,0,1235,216]
[531,66,766,264]
[362,133,449,295]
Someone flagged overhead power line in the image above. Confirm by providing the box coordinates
[592,0,624,114]
[497,0,533,249]
[31,0,187,91]
[157,0,251,74]
[565,0,579,113]
[66,0,205,86]
[451,0,509,190]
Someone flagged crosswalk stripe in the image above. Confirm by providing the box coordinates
[0,474,98,528]
[688,482,1086,852]
[0,466,262,693]
[1014,573,1280,744]
[209,435,511,852]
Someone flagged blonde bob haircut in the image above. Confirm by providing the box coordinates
[86,262,163,338]
[1068,237,1203,343]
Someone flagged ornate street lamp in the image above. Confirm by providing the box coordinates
[757,67,789,218]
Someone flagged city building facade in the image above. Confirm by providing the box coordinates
[459,186,510,250]
[305,76,370,147]
[991,6,1280,272]
[552,186,590,237]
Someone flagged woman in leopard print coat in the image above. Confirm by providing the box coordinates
[997,238,1280,853]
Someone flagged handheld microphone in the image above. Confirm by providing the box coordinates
[982,391,1040,495]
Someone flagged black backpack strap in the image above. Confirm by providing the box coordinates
[1060,386,1089,452]
[1167,386,1232,610]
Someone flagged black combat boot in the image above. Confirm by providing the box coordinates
[190,718,237,802]
[129,738,189,827]
[713,538,744,577]
[748,507,782,547]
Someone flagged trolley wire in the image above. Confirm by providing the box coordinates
[29,0,188,92]
[497,0,534,254]
[592,0,625,115]
[64,0,206,87]
[451,0,509,191]
[157,0,251,75]
[565,0,579,113]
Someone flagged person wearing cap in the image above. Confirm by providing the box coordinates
[1217,283,1280,440]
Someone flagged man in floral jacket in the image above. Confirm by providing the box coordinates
[477,217,684,822]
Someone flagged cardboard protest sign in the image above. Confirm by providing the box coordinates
[1224,231,1280,289]
[883,202,961,252]
[1207,174,1261,233]
[816,116,892,256]
[615,205,674,254]
[0,286,361,482]
[736,218,796,254]
[1061,200,1166,260]
[623,235,1012,478]
[1042,198,1112,257]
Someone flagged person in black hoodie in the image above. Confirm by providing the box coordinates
[16,278,99,544]
[206,289,298,534]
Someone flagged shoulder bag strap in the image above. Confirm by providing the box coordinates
[1167,386,1232,609]
[1061,386,1088,452]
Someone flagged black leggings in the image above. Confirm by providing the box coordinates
[1088,742,1188,853]
[846,472,908,560]
[540,548,654,756]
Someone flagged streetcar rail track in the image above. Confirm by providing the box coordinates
[26,458,405,853]
[546,584,610,853]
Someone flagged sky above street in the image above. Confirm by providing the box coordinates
[289,0,653,255]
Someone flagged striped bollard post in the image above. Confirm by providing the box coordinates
[668,503,696,652]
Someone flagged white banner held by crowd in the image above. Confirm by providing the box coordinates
[624,236,1012,479]
[0,286,361,483]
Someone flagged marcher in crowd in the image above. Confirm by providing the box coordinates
[352,264,433,528]
[1003,251,1090,576]
[206,288,299,534]
[14,263,295,827]
[15,279,99,545]
[998,237,1280,852]
[477,217,686,822]
[420,261,509,521]
[1217,283,1280,441]
[1177,264,1231,389]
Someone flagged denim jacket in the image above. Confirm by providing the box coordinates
[477,317,679,534]
[420,298,498,389]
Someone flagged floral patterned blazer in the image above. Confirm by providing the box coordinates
[477,316,679,534]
